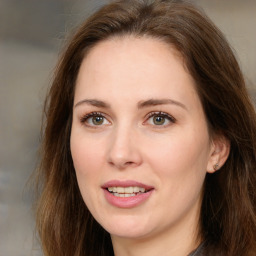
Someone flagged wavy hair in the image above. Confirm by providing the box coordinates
[35,0,256,255]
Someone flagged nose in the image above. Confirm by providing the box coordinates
[107,125,143,170]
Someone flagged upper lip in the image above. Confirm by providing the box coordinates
[102,180,154,190]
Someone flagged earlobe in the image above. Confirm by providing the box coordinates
[207,136,230,173]
[213,163,219,171]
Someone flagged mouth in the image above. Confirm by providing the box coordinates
[102,180,154,206]
[106,186,152,197]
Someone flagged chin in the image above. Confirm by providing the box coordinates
[109,227,153,240]
[100,214,154,239]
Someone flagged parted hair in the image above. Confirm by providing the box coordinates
[35,0,256,255]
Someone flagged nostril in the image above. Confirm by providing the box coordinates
[108,160,138,170]
[107,141,143,169]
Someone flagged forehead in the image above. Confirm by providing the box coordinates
[80,36,186,76]
[75,36,199,109]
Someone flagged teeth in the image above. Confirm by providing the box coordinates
[124,187,133,193]
[116,187,125,193]
[107,186,147,196]
[140,187,145,193]
[113,193,136,197]
[133,187,140,193]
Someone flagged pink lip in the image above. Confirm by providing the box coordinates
[102,180,154,208]
[102,180,154,190]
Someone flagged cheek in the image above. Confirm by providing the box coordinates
[70,131,106,192]
[71,130,104,170]
[70,132,107,213]
[147,133,209,171]
[143,126,210,196]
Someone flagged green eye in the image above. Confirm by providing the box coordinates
[92,116,104,125]
[153,116,166,125]
[81,112,110,127]
[146,112,176,127]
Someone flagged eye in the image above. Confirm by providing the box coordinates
[145,112,176,126]
[80,112,110,127]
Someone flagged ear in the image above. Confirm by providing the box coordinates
[207,135,230,173]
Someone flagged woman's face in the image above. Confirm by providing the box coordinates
[71,37,215,241]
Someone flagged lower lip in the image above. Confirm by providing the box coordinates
[103,189,153,208]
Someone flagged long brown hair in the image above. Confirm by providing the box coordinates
[35,0,256,255]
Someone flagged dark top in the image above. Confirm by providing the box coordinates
[188,242,205,256]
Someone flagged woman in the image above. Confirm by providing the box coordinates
[35,0,256,255]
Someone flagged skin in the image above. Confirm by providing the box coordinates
[70,36,229,256]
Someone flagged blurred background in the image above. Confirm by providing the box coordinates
[0,0,255,255]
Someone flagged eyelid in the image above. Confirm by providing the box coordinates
[143,111,176,126]
[79,111,175,127]
[80,111,111,126]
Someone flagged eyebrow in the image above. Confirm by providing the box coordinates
[74,98,187,110]
[138,98,187,110]
[74,99,110,108]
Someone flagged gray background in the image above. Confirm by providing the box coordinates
[0,1,255,255]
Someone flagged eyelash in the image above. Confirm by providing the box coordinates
[79,111,176,127]
[144,111,176,126]
[80,112,109,126]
